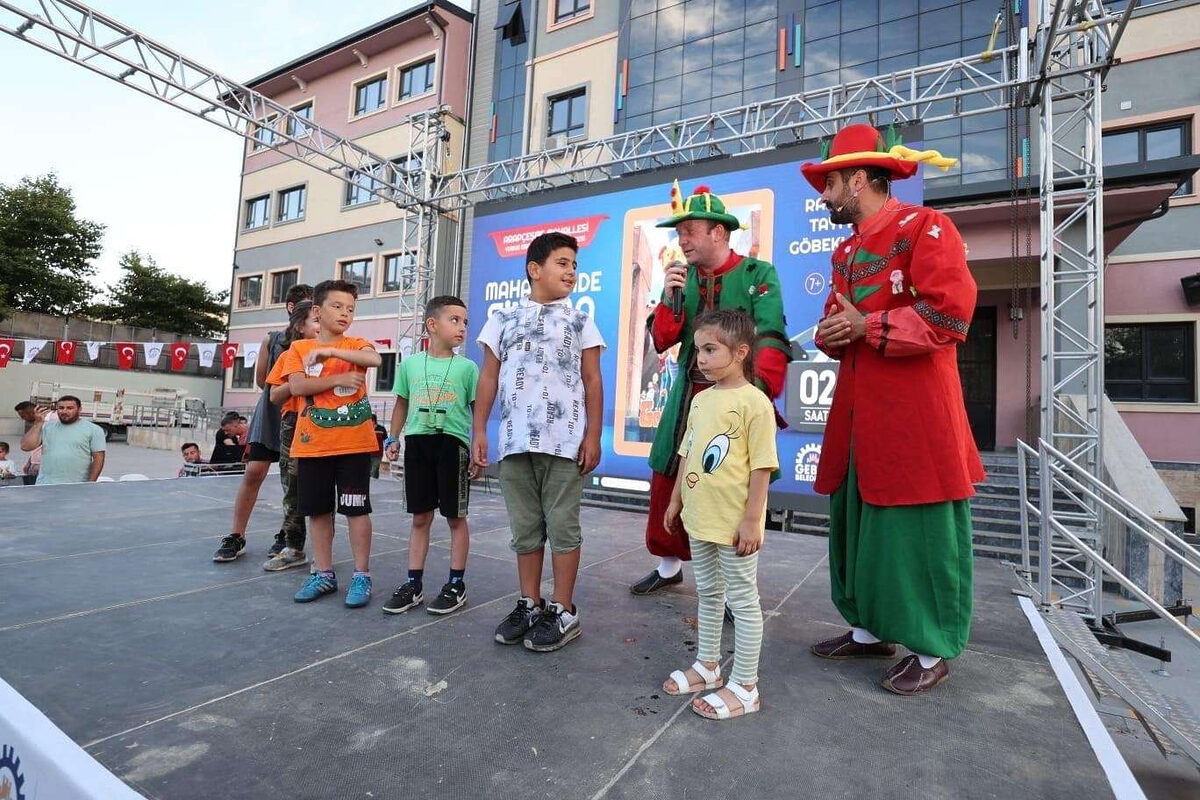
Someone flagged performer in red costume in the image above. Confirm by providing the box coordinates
[803,124,985,695]
[630,182,791,595]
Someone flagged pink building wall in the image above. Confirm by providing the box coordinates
[976,288,1042,451]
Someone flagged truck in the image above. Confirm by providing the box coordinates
[27,380,207,441]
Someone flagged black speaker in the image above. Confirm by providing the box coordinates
[1183,273,1200,307]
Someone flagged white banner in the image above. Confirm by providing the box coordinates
[0,678,145,799]
[83,341,105,361]
[196,342,217,368]
[142,342,164,367]
[23,339,48,364]
[242,341,262,369]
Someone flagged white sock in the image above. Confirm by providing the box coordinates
[851,627,881,644]
[656,557,682,578]
[916,653,943,669]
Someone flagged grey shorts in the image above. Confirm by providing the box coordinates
[499,452,583,554]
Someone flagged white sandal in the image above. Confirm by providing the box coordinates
[693,681,760,720]
[664,661,723,696]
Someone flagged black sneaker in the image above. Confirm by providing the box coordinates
[495,596,543,645]
[213,534,246,562]
[524,601,581,652]
[427,581,467,615]
[268,532,286,558]
[381,581,423,615]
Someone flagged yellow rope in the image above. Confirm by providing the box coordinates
[888,144,958,171]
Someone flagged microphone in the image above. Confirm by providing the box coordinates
[669,259,685,322]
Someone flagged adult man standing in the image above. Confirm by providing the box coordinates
[13,401,44,485]
[20,395,106,485]
[630,183,790,595]
[803,124,984,695]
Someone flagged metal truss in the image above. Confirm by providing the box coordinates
[0,0,422,206]
[393,110,447,354]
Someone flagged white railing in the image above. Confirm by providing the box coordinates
[1016,437,1200,650]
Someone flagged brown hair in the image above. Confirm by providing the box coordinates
[694,308,756,381]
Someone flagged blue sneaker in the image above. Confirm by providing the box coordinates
[294,572,337,603]
[345,573,372,608]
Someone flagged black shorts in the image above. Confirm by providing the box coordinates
[404,433,470,518]
[247,443,280,463]
[297,453,373,517]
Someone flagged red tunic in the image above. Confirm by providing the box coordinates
[814,198,985,506]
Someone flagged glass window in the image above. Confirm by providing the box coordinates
[1105,322,1196,402]
[743,85,775,105]
[653,75,683,108]
[841,26,878,66]
[285,103,312,138]
[629,54,655,87]
[625,84,654,117]
[656,4,686,49]
[1103,122,1192,194]
[653,107,682,126]
[806,2,840,40]
[340,258,373,295]
[920,8,960,48]
[391,151,423,181]
[745,0,775,24]
[547,89,587,139]
[712,91,742,113]
[382,252,416,293]
[375,352,397,392]
[744,53,776,90]
[354,75,388,116]
[713,28,744,64]
[253,117,276,150]
[655,44,685,78]
[806,36,840,74]
[806,70,839,90]
[399,58,436,101]
[684,0,714,41]
[244,195,269,230]
[881,0,917,21]
[237,275,262,309]
[270,270,298,305]
[682,98,712,118]
[556,0,591,23]
[744,19,776,55]
[231,357,255,389]
[713,0,745,33]
[344,168,379,207]
[842,0,879,31]
[1146,125,1185,160]
[276,186,306,222]
[683,67,712,99]
[630,14,657,57]
[961,0,996,39]
[880,16,918,58]
[920,0,957,10]
[712,62,742,96]
[632,0,656,15]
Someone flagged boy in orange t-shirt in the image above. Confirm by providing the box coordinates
[273,280,382,608]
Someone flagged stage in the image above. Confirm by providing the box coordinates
[1,477,1120,799]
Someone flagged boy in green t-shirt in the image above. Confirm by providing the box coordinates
[383,295,479,616]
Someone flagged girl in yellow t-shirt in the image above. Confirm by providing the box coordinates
[662,309,779,721]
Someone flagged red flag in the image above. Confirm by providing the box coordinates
[170,342,190,371]
[0,338,13,368]
[374,338,393,350]
[221,342,239,369]
[56,340,77,365]
[116,342,137,370]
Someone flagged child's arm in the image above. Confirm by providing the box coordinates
[470,347,501,471]
[254,334,272,389]
[734,468,772,556]
[386,396,408,460]
[303,345,381,369]
[269,383,292,404]
[287,370,364,397]
[577,346,604,474]
[664,465,686,535]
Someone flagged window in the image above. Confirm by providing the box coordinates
[547,88,587,141]
[399,58,435,101]
[270,269,299,305]
[230,357,255,389]
[237,275,263,309]
[375,352,397,392]
[244,195,270,230]
[276,186,306,222]
[339,258,373,295]
[1105,322,1196,403]
[1183,506,1196,536]
[1103,121,1193,195]
[382,252,417,293]
[285,102,313,138]
[354,75,388,116]
[391,151,423,179]
[344,163,384,207]
[252,117,276,150]
[554,0,591,24]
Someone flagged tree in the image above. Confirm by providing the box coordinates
[91,250,229,338]
[0,174,104,317]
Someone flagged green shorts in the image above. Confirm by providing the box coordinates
[499,452,583,554]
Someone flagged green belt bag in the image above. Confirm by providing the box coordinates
[305,396,372,428]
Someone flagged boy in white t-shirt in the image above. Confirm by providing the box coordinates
[0,441,18,486]
[472,232,605,652]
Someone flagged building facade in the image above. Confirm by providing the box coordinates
[223,0,474,413]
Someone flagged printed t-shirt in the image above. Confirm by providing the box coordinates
[476,296,605,461]
[392,352,479,448]
[274,336,378,458]
[677,383,779,546]
[266,353,303,415]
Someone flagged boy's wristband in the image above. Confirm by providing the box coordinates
[383,436,399,449]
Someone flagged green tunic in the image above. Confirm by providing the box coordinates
[646,255,790,477]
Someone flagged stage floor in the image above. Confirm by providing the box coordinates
[1,478,1117,799]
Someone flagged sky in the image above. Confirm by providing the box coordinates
[0,0,468,297]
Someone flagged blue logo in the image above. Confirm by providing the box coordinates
[0,745,26,800]
[804,272,827,296]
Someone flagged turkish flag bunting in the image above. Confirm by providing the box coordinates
[374,338,393,350]
[56,340,77,365]
[116,342,137,370]
[221,342,239,369]
[0,338,14,368]
[170,342,190,371]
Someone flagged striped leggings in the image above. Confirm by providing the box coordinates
[690,538,763,685]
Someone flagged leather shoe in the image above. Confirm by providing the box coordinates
[810,631,897,660]
[630,569,684,595]
[882,655,950,696]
